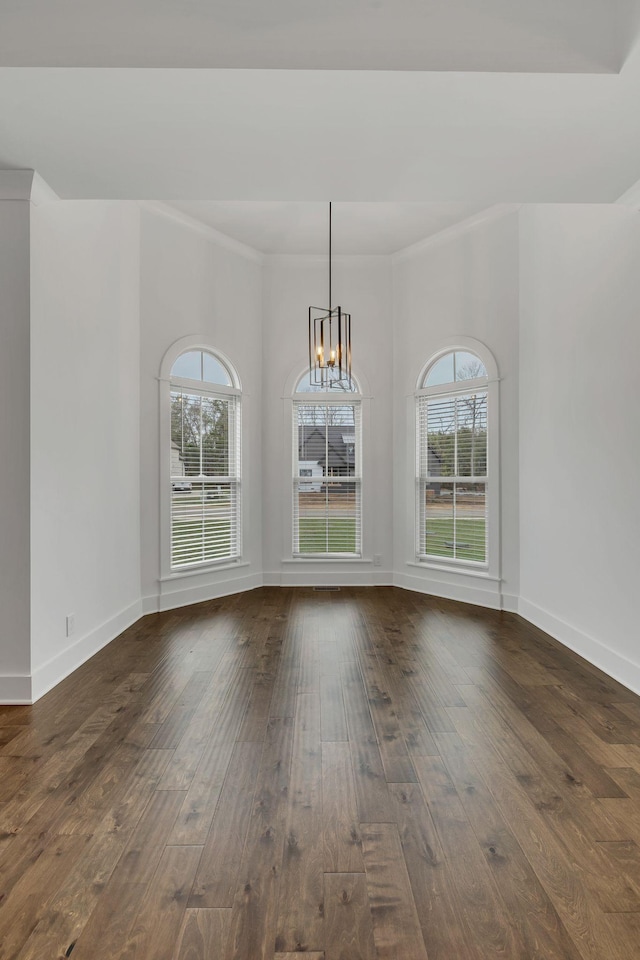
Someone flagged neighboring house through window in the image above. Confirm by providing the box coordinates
[292,370,362,557]
[416,346,497,569]
[169,348,241,568]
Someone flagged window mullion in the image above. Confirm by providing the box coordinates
[324,404,329,554]
[453,481,457,560]
[454,395,458,476]
[199,395,203,478]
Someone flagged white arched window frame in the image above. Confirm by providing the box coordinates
[159,340,242,575]
[415,340,500,579]
[290,369,364,559]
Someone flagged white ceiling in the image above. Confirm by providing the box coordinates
[166,202,491,255]
[1,1,636,73]
[1,2,640,212]
[2,65,640,204]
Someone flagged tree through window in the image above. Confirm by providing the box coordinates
[170,349,241,567]
[417,350,488,564]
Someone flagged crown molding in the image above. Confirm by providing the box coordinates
[31,172,60,205]
[615,177,640,208]
[392,203,520,263]
[140,201,263,263]
[0,169,59,204]
[138,202,523,263]
[265,253,389,264]
[0,169,34,200]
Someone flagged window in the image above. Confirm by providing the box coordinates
[169,349,241,568]
[416,350,489,566]
[292,371,362,557]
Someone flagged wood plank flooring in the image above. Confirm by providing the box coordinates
[2,586,640,959]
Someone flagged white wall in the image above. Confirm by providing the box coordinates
[8,194,640,704]
[139,207,263,610]
[0,197,31,700]
[392,209,521,609]
[261,255,394,585]
[29,200,142,700]
[519,204,640,694]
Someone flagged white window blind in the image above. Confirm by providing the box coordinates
[417,390,487,564]
[293,401,361,557]
[170,387,240,567]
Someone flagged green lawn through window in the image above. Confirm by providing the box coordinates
[298,518,357,555]
[172,516,233,565]
[173,512,485,563]
[424,517,486,562]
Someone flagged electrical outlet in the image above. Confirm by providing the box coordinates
[373,554,382,567]
[66,614,75,637]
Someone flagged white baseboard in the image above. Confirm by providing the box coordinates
[373,571,394,586]
[501,592,520,613]
[8,581,639,705]
[29,598,143,703]
[0,674,32,704]
[145,571,263,613]
[394,570,503,610]
[518,597,640,697]
[141,595,159,615]
[264,570,393,588]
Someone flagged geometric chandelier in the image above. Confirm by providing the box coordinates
[308,202,353,389]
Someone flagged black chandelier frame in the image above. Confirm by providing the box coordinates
[308,202,353,389]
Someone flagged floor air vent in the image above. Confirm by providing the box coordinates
[313,586,341,591]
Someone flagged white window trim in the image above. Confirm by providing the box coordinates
[159,337,243,580]
[169,377,239,399]
[284,365,372,563]
[412,338,500,582]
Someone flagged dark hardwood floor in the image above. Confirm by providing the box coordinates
[2,586,640,959]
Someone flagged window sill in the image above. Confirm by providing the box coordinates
[282,557,372,564]
[406,560,500,582]
[160,560,250,582]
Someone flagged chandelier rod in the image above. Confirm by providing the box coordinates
[329,201,332,312]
